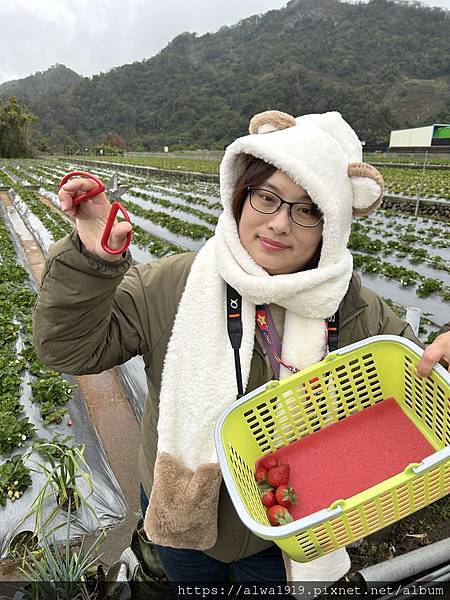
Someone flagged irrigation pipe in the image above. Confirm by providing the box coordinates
[358,537,450,583]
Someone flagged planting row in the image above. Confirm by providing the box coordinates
[1,161,448,333]
[379,167,450,200]
[349,223,449,277]
[0,187,126,557]
[363,153,450,167]
[23,160,222,216]
[0,197,75,502]
[1,169,186,260]
[4,164,215,250]
[73,152,450,174]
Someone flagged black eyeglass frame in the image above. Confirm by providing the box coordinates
[246,186,323,228]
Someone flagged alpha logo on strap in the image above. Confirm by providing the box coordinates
[230,298,239,310]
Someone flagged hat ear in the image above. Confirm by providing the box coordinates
[249,110,296,134]
[348,163,384,216]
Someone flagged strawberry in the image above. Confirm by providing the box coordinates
[267,504,293,526]
[254,466,267,483]
[275,484,297,508]
[267,463,290,487]
[260,489,276,507]
[260,454,278,470]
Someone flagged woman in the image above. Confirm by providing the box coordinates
[33,110,450,584]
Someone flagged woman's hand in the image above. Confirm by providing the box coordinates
[59,177,132,262]
[416,331,450,377]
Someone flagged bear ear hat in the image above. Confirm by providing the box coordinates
[248,109,384,216]
[348,162,384,216]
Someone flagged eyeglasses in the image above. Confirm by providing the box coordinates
[247,186,323,228]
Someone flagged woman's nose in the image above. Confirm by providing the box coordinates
[267,204,291,233]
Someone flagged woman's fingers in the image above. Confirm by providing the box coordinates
[416,331,450,377]
[58,178,106,212]
[106,220,133,250]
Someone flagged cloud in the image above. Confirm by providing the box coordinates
[0,0,449,84]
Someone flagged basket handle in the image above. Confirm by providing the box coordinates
[404,448,450,475]
[277,502,345,534]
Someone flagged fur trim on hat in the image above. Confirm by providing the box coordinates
[249,110,296,134]
[348,162,384,215]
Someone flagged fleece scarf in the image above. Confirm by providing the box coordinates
[144,215,353,579]
[144,110,383,582]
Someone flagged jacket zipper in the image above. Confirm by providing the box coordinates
[340,306,367,330]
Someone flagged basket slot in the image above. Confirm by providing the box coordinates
[286,462,449,560]
[228,445,269,525]
[356,505,373,537]
[294,530,325,559]
[403,355,449,447]
[243,378,346,452]
[344,511,368,540]
[329,352,384,418]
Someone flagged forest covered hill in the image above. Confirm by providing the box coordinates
[1,0,449,151]
[0,64,82,99]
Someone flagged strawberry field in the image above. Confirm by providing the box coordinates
[2,158,448,338]
[0,164,128,564]
[0,157,448,575]
[378,166,450,200]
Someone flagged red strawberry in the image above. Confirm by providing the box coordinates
[267,463,290,487]
[267,505,293,526]
[275,484,297,508]
[260,454,278,470]
[260,489,276,507]
[254,466,267,483]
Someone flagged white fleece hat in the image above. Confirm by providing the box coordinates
[219,110,384,269]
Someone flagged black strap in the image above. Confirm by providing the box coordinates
[327,310,340,353]
[226,284,244,398]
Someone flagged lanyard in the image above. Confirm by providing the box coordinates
[256,306,300,375]
[226,284,339,396]
[256,305,339,378]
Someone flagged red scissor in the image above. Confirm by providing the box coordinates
[58,171,132,255]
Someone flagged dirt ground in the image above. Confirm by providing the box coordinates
[347,494,450,575]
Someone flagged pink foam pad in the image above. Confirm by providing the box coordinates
[258,397,436,519]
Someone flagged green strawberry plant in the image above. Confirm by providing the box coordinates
[130,223,185,256]
[417,278,444,298]
[29,374,75,425]
[30,375,75,406]
[0,353,25,394]
[0,455,32,506]
[120,197,213,240]
[39,402,69,425]
[0,392,22,416]
[0,415,35,455]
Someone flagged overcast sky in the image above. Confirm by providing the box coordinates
[1,0,449,85]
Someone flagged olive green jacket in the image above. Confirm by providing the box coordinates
[33,231,421,563]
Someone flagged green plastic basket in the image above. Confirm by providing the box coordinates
[215,335,450,562]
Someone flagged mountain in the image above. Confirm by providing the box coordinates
[1,0,449,150]
[0,64,82,101]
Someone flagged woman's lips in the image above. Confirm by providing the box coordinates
[259,236,289,250]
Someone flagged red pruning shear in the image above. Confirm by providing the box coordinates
[58,171,132,255]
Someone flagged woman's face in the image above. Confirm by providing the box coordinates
[238,170,323,275]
